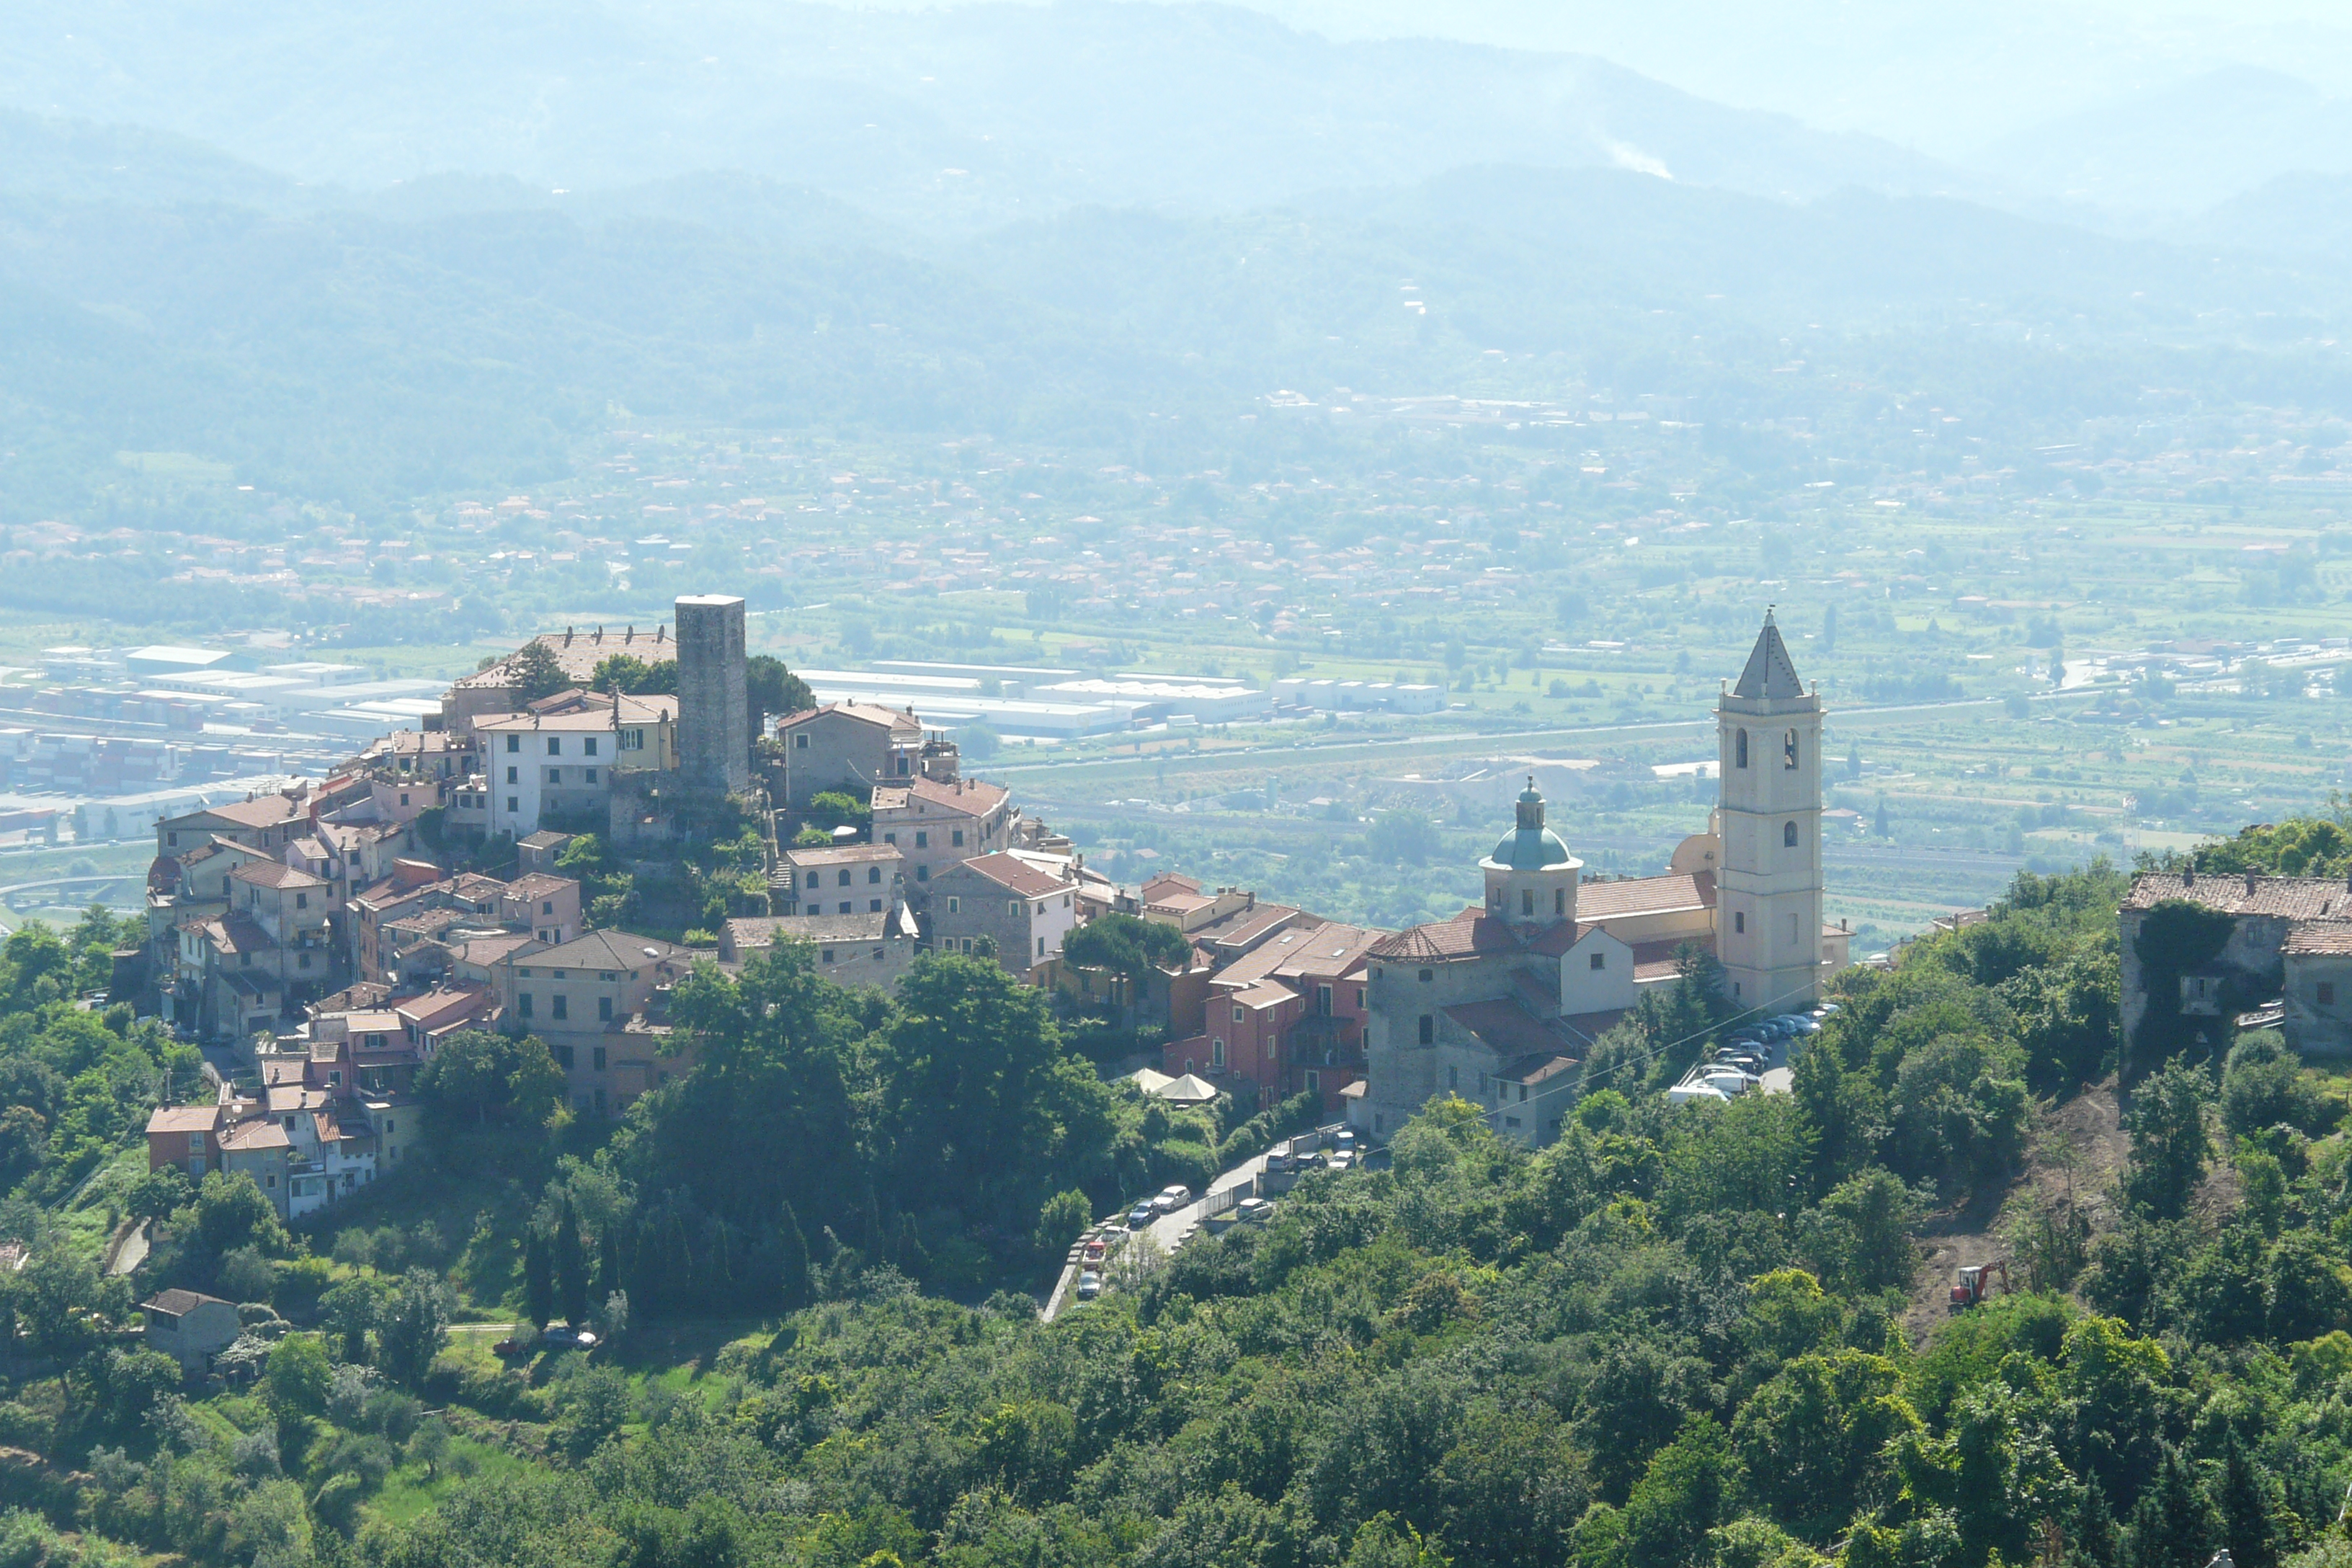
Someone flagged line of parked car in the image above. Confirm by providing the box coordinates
[1709,1004,1836,1077]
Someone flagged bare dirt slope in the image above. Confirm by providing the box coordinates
[1904,1079,2129,1345]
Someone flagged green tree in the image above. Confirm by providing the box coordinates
[522,1226,554,1331]
[2220,1031,2324,1138]
[1620,1414,1735,1568]
[1033,1189,1091,1254]
[194,1170,288,1257]
[2121,1056,2214,1221]
[2121,1445,2219,1568]
[378,1269,450,1389]
[591,653,677,695]
[1799,1167,1925,1293]
[507,639,573,703]
[1732,1350,1919,1541]
[747,654,815,734]
[555,1200,590,1327]
[1060,913,1193,1024]
[263,1334,333,1425]
[778,1200,811,1311]
[318,1275,383,1365]
[416,1030,566,1128]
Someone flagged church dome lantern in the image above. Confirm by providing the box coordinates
[1480,777,1582,926]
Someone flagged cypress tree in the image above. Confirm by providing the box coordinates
[522,1226,554,1330]
[555,1199,590,1327]
[597,1224,623,1303]
[778,1200,811,1312]
[2121,1446,2217,1568]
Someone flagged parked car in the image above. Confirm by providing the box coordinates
[1152,1185,1191,1213]
[1128,1203,1156,1229]
[1327,1149,1355,1172]
[1077,1270,1102,1301]
[1334,1130,1357,1151]
[1265,1144,1293,1173]
[1783,1015,1821,1035]
[542,1325,599,1350]
[492,1336,530,1358]
[1237,1197,1274,1224]
[1082,1238,1108,1265]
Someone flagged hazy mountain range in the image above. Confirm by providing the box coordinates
[3,0,2350,518]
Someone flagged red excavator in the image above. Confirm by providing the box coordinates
[1948,1260,2010,1313]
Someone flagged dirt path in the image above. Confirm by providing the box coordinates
[1903,1079,2128,1345]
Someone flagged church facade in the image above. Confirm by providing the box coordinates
[1348,612,1849,1146]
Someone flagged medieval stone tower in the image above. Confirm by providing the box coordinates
[1716,610,1825,1013]
[675,594,749,793]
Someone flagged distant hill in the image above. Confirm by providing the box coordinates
[0,0,1991,228]
[1969,64,2352,215]
[0,152,2348,517]
[2178,170,2352,262]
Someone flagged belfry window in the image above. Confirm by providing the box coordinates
[1784,821,1800,847]
[1735,730,1749,769]
[1521,888,1534,916]
[1785,729,1799,769]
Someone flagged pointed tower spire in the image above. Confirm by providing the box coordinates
[1733,606,1805,700]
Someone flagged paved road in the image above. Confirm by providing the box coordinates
[104,1220,148,1277]
[1044,1146,1285,1322]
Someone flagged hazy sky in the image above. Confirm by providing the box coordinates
[1144,0,2352,154]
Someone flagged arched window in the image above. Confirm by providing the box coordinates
[1521,888,1534,917]
[1785,729,1799,769]
[1784,820,1800,847]
[1554,888,1566,915]
[1735,729,1749,769]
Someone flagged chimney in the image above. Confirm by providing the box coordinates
[2246,872,2258,894]
[2183,864,2195,887]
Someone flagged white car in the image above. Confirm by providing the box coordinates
[1151,1185,1192,1213]
[1237,1197,1274,1224]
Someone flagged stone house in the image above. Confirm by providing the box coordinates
[775,844,906,916]
[2120,870,2352,1059]
[927,852,1078,977]
[490,930,697,1116]
[720,906,922,992]
[777,703,929,808]
[141,1290,241,1373]
[873,777,1016,893]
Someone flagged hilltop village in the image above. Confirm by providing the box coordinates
[124,595,1873,1221]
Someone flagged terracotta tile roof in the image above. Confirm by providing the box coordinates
[956,852,1073,898]
[146,1105,218,1135]
[1273,924,1384,980]
[143,1288,232,1317]
[1444,998,1576,1059]
[1497,1051,1580,1087]
[728,912,894,948]
[218,1118,291,1152]
[1523,920,1600,958]
[1228,979,1298,1010]
[2124,872,2351,920]
[1198,904,1306,951]
[2284,921,2352,955]
[778,700,922,734]
[1371,911,1534,963]
[526,929,690,971]
[873,776,1009,818]
[504,873,574,900]
[195,795,310,829]
[1575,872,1716,920]
[782,845,904,869]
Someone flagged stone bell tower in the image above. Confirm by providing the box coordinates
[1716,609,1824,1013]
